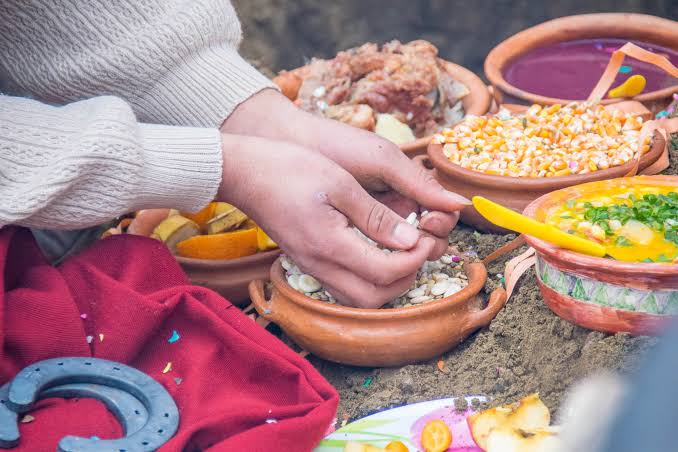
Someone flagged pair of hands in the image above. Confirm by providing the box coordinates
[219,89,470,308]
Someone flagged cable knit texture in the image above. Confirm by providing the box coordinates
[0,0,275,229]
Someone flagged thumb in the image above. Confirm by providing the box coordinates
[332,185,421,250]
[383,155,471,213]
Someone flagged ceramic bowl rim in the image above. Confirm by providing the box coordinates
[484,13,678,105]
[268,258,488,319]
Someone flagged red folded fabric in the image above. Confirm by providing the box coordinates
[0,226,338,451]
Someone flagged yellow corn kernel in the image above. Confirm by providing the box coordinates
[554,168,572,177]
[588,161,598,171]
[546,104,561,115]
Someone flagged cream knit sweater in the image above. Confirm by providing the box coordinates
[0,0,274,230]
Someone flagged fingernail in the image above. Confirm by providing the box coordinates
[393,222,420,248]
[445,190,472,205]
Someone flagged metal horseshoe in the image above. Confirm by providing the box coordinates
[6,357,179,451]
[0,382,149,449]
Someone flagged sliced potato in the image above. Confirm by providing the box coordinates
[375,114,416,145]
[150,215,201,254]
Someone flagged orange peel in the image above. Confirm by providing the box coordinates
[176,228,257,260]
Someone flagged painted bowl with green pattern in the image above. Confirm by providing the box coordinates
[523,175,678,336]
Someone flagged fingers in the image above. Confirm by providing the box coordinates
[419,211,459,260]
[381,155,471,213]
[303,261,418,309]
[331,185,421,250]
[328,231,436,286]
[419,211,459,238]
[371,191,417,219]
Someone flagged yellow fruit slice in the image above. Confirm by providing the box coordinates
[608,74,646,98]
[421,420,452,452]
[385,441,409,452]
[485,425,561,452]
[206,207,248,235]
[181,203,217,229]
[468,393,550,450]
[214,202,237,216]
[257,227,278,251]
[150,215,201,254]
[176,228,257,260]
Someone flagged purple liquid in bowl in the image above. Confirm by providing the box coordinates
[504,38,678,100]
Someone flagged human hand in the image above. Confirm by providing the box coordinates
[218,133,437,308]
[222,89,470,259]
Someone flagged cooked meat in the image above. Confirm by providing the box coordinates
[292,40,468,138]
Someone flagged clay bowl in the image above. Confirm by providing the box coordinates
[425,129,665,234]
[249,258,507,367]
[274,58,491,158]
[485,13,678,113]
[177,250,281,306]
[523,176,678,336]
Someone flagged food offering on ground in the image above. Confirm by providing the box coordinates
[280,213,469,308]
[433,102,649,178]
[149,202,278,260]
[467,394,561,452]
[274,40,469,144]
[545,186,678,263]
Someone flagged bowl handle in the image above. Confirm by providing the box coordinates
[248,279,280,322]
[467,287,508,329]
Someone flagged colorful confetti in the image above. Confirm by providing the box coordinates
[362,376,373,388]
[265,418,278,424]
[437,360,445,372]
[174,377,183,385]
[90,436,100,441]
[168,330,180,343]
[98,333,104,342]
[20,415,35,424]
[594,42,604,51]
[80,313,87,320]
[162,362,172,374]
[656,110,669,119]
[86,335,93,344]
[619,65,632,74]
[451,255,461,263]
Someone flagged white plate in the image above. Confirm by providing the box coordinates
[314,396,486,452]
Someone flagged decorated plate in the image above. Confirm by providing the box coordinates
[314,396,485,452]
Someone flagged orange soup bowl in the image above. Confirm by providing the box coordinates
[523,176,678,336]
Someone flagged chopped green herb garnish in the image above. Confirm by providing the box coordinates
[642,258,655,263]
[473,146,482,153]
[560,215,574,219]
[656,254,672,263]
[581,191,678,246]
[521,118,528,128]
[615,236,632,247]
[565,200,576,209]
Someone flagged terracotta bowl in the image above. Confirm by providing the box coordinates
[523,176,678,336]
[249,258,507,367]
[425,130,665,233]
[273,58,491,158]
[177,250,281,306]
[485,13,678,113]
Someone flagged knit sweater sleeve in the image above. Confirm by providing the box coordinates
[0,0,275,128]
[0,95,222,229]
[0,0,275,229]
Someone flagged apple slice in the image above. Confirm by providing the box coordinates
[467,394,550,450]
[485,426,561,452]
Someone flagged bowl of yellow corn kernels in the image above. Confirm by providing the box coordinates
[425,101,666,233]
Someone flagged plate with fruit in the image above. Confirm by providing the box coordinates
[315,394,560,452]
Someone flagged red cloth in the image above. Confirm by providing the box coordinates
[0,226,338,451]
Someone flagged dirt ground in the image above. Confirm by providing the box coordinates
[307,136,677,425]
